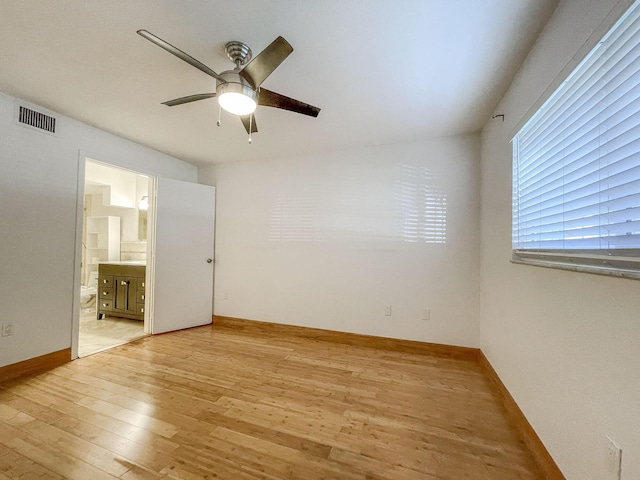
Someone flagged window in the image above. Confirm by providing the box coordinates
[512,0,640,278]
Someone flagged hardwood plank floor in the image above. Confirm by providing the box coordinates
[0,319,544,479]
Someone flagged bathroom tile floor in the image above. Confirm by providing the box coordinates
[78,310,146,357]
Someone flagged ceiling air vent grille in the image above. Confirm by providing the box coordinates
[18,106,57,133]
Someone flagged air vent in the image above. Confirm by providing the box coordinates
[18,105,56,133]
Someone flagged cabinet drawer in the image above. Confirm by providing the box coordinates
[137,278,145,291]
[99,299,113,311]
[99,275,114,288]
[137,291,145,303]
[99,287,113,299]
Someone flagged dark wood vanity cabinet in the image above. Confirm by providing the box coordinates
[98,263,146,321]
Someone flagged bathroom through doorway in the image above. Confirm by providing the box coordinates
[77,159,153,357]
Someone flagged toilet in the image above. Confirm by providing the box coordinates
[80,272,98,311]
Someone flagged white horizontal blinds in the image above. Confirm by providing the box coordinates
[513,0,640,253]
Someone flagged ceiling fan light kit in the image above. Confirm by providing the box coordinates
[137,30,320,142]
[216,70,257,116]
[218,90,256,116]
[217,40,257,116]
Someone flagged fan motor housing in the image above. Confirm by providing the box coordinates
[216,70,257,102]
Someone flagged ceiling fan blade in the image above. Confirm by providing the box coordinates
[162,93,216,107]
[258,89,320,117]
[240,115,258,134]
[137,29,226,83]
[239,36,293,89]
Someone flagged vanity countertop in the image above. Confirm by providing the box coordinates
[99,261,146,266]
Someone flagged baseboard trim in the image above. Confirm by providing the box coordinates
[0,348,71,384]
[479,351,565,480]
[213,315,480,361]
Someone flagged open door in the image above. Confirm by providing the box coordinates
[152,178,215,334]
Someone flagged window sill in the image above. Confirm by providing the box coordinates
[510,256,640,280]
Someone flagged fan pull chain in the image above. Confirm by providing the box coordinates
[217,106,222,127]
[248,115,253,144]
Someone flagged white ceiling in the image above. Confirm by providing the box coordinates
[0,0,558,166]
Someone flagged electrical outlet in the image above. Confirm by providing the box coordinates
[384,305,392,316]
[222,291,228,300]
[606,435,622,480]
[2,323,14,337]
[422,308,431,321]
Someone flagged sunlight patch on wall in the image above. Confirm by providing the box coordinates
[268,162,447,243]
[396,164,447,243]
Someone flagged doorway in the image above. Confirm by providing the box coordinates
[72,156,216,359]
[77,159,153,357]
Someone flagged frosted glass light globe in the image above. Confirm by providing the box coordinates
[218,92,257,116]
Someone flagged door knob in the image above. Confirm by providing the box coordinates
[207,258,213,264]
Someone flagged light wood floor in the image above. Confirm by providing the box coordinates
[0,319,543,479]
[79,310,146,357]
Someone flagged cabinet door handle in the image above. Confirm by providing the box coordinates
[125,280,130,310]
[121,280,127,285]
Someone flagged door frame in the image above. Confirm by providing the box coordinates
[71,151,157,359]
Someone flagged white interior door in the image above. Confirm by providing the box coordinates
[152,178,215,334]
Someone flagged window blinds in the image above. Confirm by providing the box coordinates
[512,0,640,261]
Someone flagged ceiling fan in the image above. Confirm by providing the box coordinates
[137,30,321,142]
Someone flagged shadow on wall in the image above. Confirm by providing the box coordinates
[268,163,447,244]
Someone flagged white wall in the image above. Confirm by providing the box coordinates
[85,160,137,208]
[200,134,480,347]
[0,91,197,368]
[480,1,640,479]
